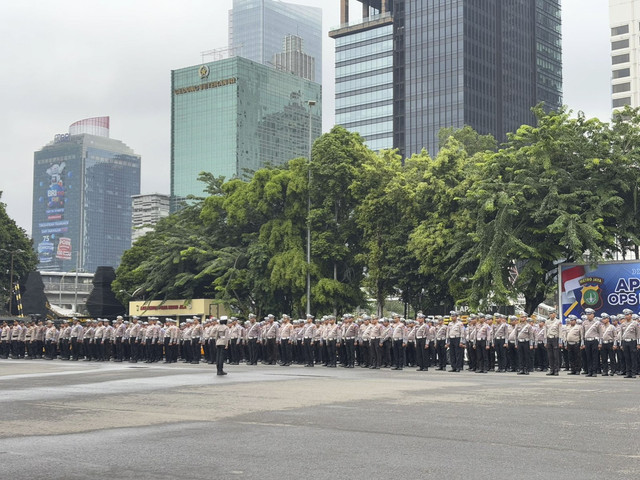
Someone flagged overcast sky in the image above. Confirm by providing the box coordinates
[0,0,611,237]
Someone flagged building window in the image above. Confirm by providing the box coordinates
[612,54,630,64]
[611,25,629,36]
[612,39,630,50]
[613,97,631,108]
[613,83,631,94]
[613,68,631,79]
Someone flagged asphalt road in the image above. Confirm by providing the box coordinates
[1,360,639,480]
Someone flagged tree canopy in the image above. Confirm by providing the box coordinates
[114,108,640,316]
[0,192,38,314]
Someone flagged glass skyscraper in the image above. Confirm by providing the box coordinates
[335,15,394,152]
[170,56,321,209]
[32,117,141,273]
[330,0,562,157]
[229,0,322,83]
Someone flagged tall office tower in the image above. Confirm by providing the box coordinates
[131,193,170,244]
[330,0,562,157]
[170,57,321,210]
[32,117,141,273]
[229,0,322,83]
[273,34,316,81]
[610,0,640,110]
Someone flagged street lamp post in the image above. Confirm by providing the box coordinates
[306,100,316,316]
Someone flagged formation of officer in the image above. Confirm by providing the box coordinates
[3,308,640,378]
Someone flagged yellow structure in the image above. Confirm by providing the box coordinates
[128,299,227,322]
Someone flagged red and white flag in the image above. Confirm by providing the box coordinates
[562,265,586,293]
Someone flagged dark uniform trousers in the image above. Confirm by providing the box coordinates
[145,338,153,362]
[391,339,404,369]
[70,338,80,360]
[248,338,259,365]
[326,339,337,367]
[345,338,355,367]
[60,338,70,359]
[517,341,531,373]
[303,338,314,366]
[191,338,201,363]
[281,339,292,365]
[467,341,477,371]
[102,339,112,361]
[547,337,560,373]
[428,340,435,367]
[622,340,638,377]
[600,342,615,374]
[382,339,392,367]
[45,340,55,359]
[416,337,427,370]
[567,342,581,373]
[476,339,488,372]
[229,338,240,364]
[265,338,277,364]
[360,340,370,367]
[584,339,599,375]
[115,337,124,361]
[488,345,495,370]
[369,340,381,368]
[130,339,139,362]
[535,342,548,370]
[507,342,518,371]
[616,346,625,374]
[436,339,447,369]
[83,338,92,360]
[405,341,415,367]
[216,345,227,373]
[314,340,323,365]
[495,339,506,371]
[561,345,569,369]
[448,337,462,371]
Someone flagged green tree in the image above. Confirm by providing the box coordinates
[438,125,497,156]
[308,126,370,314]
[457,108,624,313]
[114,175,228,307]
[0,193,38,314]
[216,159,310,315]
[408,138,478,311]
[352,149,430,315]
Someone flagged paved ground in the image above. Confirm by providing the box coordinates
[1,360,639,480]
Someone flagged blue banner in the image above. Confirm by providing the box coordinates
[560,261,640,321]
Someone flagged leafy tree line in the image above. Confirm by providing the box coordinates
[0,192,38,314]
[113,106,640,317]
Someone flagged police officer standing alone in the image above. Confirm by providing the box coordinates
[214,316,230,375]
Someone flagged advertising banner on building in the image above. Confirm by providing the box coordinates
[559,260,640,322]
[34,157,75,268]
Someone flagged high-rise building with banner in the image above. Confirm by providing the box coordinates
[32,117,141,273]
[330,0,562,157]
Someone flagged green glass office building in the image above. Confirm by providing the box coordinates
[171,56,322,209]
